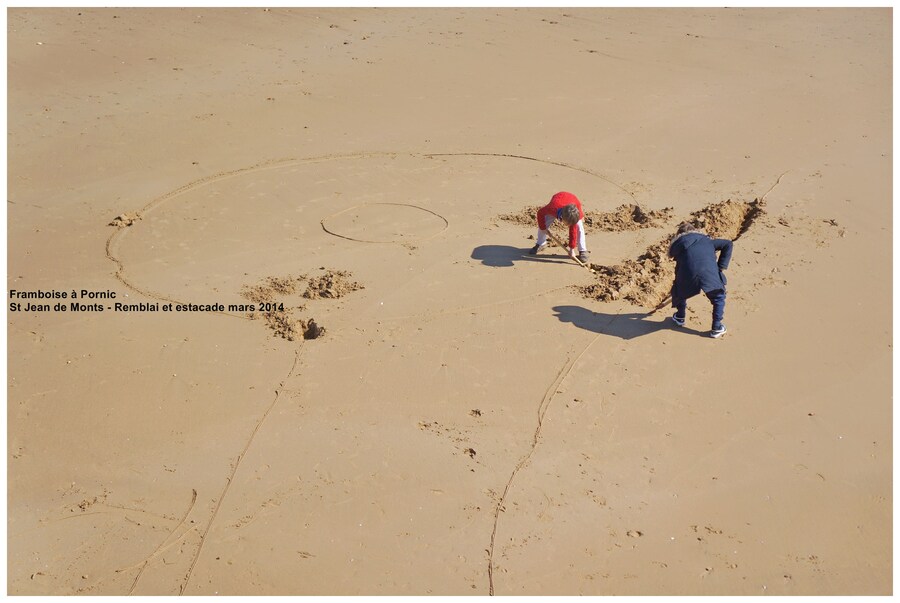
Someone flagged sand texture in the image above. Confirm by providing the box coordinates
[7,7,891,596]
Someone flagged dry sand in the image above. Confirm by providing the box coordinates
[7,7,892,596]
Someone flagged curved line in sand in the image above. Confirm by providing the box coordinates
[100,152,633,595]
[101,156,790,595]
[104,153,381,311]
[104,151,630,307]
[180,349,304,595]
[320,201,450,244]
[117,488,198,595]
[487,326,610,595]
[486,170,792,594]
[760,170,790,202]
[422,152,638,202]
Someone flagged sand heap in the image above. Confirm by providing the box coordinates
[108,212,141,228]
[497,205,552,229]
[691,197,764,240]
[302,269,364,299]
[241,269,363,341]
[242,276,300,304]
[580,198,764,307]
[583,204,674,232]
[498,203,673,233]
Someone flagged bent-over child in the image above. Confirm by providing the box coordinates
[529,191,589,263]
[667,222,733,338]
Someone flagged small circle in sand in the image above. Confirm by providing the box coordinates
[321,202,449,244]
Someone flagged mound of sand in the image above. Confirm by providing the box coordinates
[108,212,141,228]
[688,198,764,240]
[240,269,363,340]
[580,198,764,307]
[584,204,674,232]
[241,275,303,304]
[497,205,545,229]
[258,309,316,342]
[498,203,673,233]
[302,269,364,299]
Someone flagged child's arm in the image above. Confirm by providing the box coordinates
[713,238,733,270]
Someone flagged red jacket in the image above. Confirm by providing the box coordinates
[536,192,584,249]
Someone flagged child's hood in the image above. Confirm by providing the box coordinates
[668,231,707,257]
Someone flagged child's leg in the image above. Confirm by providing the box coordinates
[574,219,587,253]
[705,288,726,329]
[671,293,687,319]
[535,215,555,247]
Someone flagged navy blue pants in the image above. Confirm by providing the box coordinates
[673,288,726,330]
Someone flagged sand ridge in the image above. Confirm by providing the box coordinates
[580,197,771,308]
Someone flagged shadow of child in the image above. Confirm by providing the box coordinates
[551,305,706,339]
[471,244,570,268]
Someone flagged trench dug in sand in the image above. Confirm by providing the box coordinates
[579,198,765,308]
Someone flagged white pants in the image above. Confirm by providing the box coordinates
[536,217,587,252]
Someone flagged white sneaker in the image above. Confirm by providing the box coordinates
[710,325,727,338]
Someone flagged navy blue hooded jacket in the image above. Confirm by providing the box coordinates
[668,232,733,299]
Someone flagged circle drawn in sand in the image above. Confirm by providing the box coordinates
[105,151,629,306]
[320,202,449,244]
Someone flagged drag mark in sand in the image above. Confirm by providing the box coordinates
[760,170,790,203]
[115,488,198,595]
[487,171,794,593]
[179,348,304,595]
[487,327,611,596]
[423,152,638,202]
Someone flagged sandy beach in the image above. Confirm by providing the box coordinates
[7,7,892,595]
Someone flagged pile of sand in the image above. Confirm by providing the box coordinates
[108,212,141,228]
[687,198,764,240]
[498,203,674,233]
[497,205,550,229]
[583,204,674,232]
[258,309,322,342]
[580,198,764,307]
[241,275,302,304]
[302,269,364,299]
[240,269,363,341]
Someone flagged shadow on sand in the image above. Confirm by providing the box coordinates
[471,244,571,268]
[552,305,708,339]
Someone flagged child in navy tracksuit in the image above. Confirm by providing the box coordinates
[667,222,733,338]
